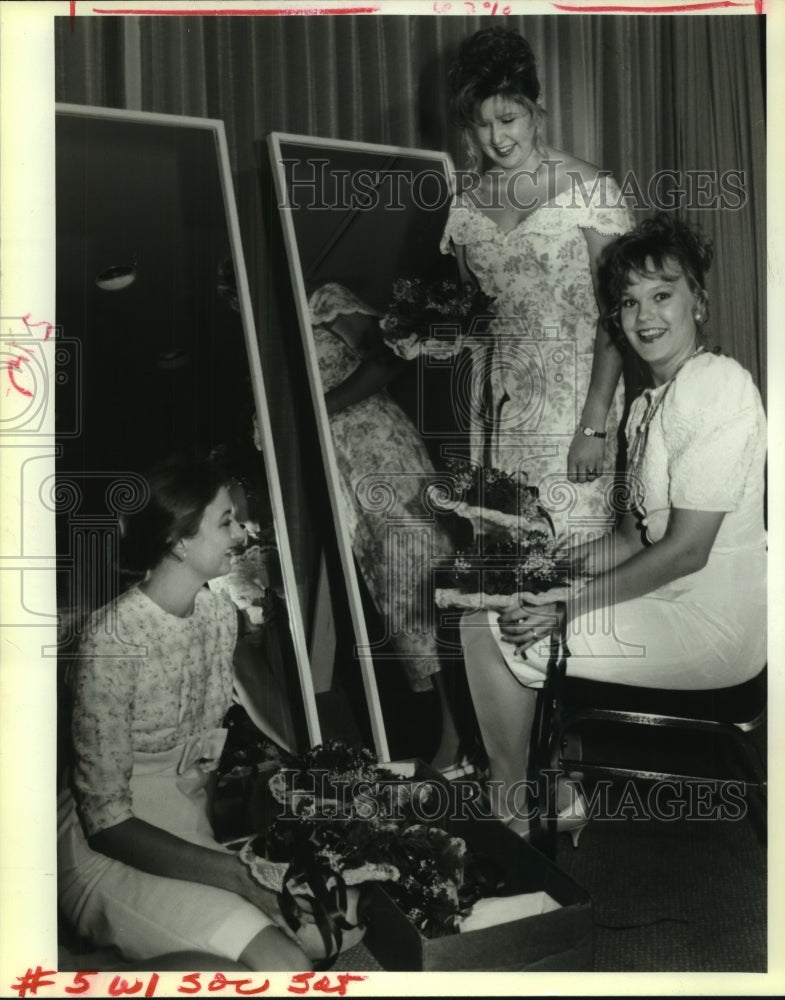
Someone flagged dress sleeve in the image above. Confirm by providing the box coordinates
[664,358,764,512]
[71,618,138,838]
[440,198,470,255]
[578,174,634,238]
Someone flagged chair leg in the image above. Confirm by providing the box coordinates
[561,731,583,780]
[726,726,767,789]
[528,688,567,858]
[725,728,767,846]
[527,689,552,856]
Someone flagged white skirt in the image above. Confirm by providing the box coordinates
[462,586,766,692]
[58,728,273,963]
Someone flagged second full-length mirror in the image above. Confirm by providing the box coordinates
[268,134,468,762]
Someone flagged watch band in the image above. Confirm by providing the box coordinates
[580,425,607,439]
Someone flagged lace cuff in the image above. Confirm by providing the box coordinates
[309,282,381,328]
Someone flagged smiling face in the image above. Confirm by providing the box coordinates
[619,259,702,384]
[180,485,245,582]
[470,94,539,173]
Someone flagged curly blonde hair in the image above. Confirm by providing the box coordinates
[448,27,546,170]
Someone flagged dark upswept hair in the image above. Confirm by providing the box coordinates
[599,213,714,344]
[120,451,229,578]
[448,26,542,129]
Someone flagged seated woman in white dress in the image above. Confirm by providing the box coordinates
[460,214,767,839]
[57,452,317,970]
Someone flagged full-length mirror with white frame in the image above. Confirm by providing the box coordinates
[268,133,467,764]
[55,104,320,756]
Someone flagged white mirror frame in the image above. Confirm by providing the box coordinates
[56,104,322,748]
[267,132,458,763]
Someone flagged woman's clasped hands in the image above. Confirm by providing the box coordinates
[497,596,562,657]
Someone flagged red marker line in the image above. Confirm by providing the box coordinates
[22,314,54,341]
[7,357,33,398]
[552,0,753,10]
[91,5,380,15]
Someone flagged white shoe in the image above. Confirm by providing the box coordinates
[553,784,589,848]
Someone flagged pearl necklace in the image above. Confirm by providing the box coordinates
[626,346,706,508]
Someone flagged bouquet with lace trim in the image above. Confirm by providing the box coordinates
[380,277,494,359]
[434,460,572,611]
[431,458,556,536]
[437,534,572,611]
[240,740,472,939]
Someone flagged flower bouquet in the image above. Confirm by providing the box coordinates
[238,741,504,960]
[433,460,572,612]
[430,458,556,537]
[236,742,590,971]
[380,277,494,360]
[207,520,279,632]
[437,534,572,612]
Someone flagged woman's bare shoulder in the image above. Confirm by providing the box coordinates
[546,147,605,182]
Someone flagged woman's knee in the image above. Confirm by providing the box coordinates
[460,611,497,671]
[238,926,313,972]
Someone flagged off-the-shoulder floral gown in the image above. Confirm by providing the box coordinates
[441,171,632,537]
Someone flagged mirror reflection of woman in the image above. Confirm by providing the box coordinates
[462,216,767,840]
[442,26,633,537]
[57,453,315,971]
[309,282,460,769]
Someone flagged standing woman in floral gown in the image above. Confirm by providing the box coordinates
[442,25,633,539]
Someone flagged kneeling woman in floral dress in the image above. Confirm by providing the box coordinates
[57,452,315,970]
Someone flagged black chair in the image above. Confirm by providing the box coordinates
[528,613,767,855]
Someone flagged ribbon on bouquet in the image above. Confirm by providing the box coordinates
[276,826,361,970]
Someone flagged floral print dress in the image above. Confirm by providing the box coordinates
[441,174,632,537]
[310,283,450,692]
[57,586,274,962]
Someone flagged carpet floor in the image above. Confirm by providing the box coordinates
[552,790,767,971]
[338,786,766,973]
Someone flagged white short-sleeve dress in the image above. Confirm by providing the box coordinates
[463,352,767,691]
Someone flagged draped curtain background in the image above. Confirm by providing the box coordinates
[55,12,766,628]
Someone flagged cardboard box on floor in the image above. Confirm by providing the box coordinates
[362,762,593,972]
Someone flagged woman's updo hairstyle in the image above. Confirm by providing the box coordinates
[120,451,228,580]
[448,27,544,156]
[599,212,714,346]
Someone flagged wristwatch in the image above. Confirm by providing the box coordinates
[579,425,607,439]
